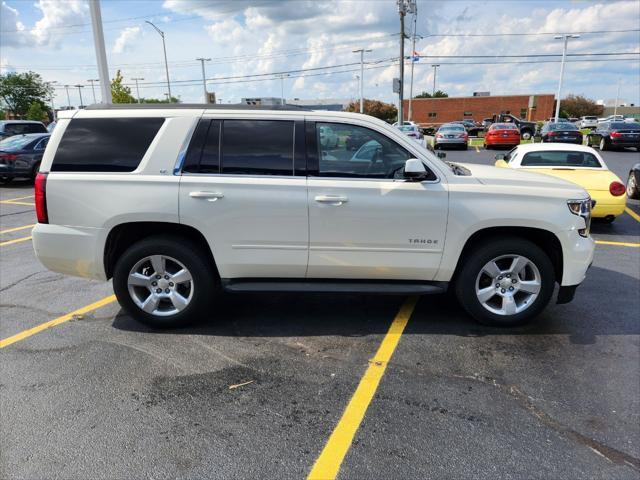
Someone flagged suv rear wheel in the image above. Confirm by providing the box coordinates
[113,235,218,328]
[454,237,555,327]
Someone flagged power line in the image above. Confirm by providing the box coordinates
[417,28,640,37]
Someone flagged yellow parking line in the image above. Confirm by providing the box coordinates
[595,240,640,248]
[0,295,117,349]
[0,235,32,247]
[307,296,418,480]
[0,224,35,235]
[0,195,34,202]
[625,207,640,223]
[0,201,35,206]
[475,145,480,153]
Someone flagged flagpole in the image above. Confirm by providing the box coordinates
[408,10,418,121]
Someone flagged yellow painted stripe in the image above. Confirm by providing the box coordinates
[0,224,35,235]
[0,235,32,247]
[625,207,640,223]
[307,296,418,480]
[595,240,640,248]
[0,201,35,206]
[475,145,480,153]
[1,195,34,202]
[0,295,117,349]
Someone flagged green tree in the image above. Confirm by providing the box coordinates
[345,99,397,123]
[0,110,5,120]
[0,72,52,118]
[140,96,180,103]
[559,94,603,118]
[26,102,46,121]
[414,90,448,99]
[110,70,135,103]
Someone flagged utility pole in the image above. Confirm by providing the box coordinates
[408,11,419,121]
[196,57,211,103]
[276,73,290,105]
[47,81,57,120]
[64,85,71,108]
[89,0,112,103]
[431,64,440,96]
[87,79,99,103]
[554,34,580,122]
[132,77,144,103]
[146,21,172,101]
[397,0,415,124]
[353,48,372,113]
[74,85,85,108]
[614,77,621,117]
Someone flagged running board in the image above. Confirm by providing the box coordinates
[221,279,447,295]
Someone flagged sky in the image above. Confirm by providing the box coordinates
[1,0,639,109]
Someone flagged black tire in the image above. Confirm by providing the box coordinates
[454,237,555,327]
[113,235,219,329]
[599,137,608,151]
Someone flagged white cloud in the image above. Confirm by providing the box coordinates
[113,26,141,54]
[1,1,28,47]
[30,0,88,46]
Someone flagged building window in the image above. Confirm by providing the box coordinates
[520,108,527,119]
[428,112,437,118]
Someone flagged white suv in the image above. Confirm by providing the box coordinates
[33,104,595,328]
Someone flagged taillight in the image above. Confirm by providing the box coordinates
[35,172,48,224]
[0,153,17,161]
[436,133,443,138]
[609,181,625,196]
[610,131,622,138]
[548,132,557,136]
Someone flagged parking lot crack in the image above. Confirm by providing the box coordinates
[0,272,41,293]
[453,373,640,471]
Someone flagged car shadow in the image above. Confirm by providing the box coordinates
[111,266,639,342]
[0,179,34,189]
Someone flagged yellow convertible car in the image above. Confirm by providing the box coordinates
[494,143,626,222]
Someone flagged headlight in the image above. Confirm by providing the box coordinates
[567,198,592,237]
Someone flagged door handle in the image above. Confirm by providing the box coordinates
[190,191,224,201]
[315,195,348,206]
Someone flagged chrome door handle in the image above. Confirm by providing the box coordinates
[315,195,348,206]
[190,191,224,201]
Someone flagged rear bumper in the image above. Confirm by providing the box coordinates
[590,190,626,218]
[485,138,519,145]
[611,139,640,148]
[545,137,583,144]
[32,223,107,280]
[0,163,32,178]
[435,138,466,145]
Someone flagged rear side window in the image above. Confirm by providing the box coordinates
[52,118,164,172]
[222,120,293,176]
[521,151,601,168]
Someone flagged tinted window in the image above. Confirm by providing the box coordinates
[221,120,293,176]
[0,135,37,150]
[611,122,640,129]
[5,123,46,135]
[315,122,414,179]
[521,151,601,168]
[52,118,164,172]
[490,123,518,130]
[549,123,578,131]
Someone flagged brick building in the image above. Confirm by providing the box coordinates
[403,94,556,126]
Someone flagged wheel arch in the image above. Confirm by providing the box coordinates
[104,221,218,280]
[451,226,563,284]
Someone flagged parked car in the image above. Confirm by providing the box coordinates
[397,124,423,140]
[33,104,594,329]
[0,120,48,140]
[577,116,598,129]
[434,123,468,149]
[483,114,536,140]
[318,124,339,148]
[540,122,583,145]
[494,143,626,222]
[47,121,57,132]
[392,121,419,127]
[598,115,624,122]
[452,120,484,137]
[627,163,640,199]
[0,133,50,181]
[484,123,520,149]
[586,121,640,151]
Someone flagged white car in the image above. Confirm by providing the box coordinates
[576,116,598,129]
[33,105,594,328]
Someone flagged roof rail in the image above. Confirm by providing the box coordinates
[84,103,311,111]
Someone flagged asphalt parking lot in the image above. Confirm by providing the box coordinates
[1,147,639,479]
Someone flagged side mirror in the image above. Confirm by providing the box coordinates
[404,158,429,181]
[494,159,508,168]
[436,151,446,159]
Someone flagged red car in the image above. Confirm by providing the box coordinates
[484,123,520,149]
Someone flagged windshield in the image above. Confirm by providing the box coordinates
[549,123,578,131]
[611,122,640,129]
[521,151,602,168]
[0,135,34,150]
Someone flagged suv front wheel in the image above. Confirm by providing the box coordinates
[454,238,555,327]
[113,235,218,328]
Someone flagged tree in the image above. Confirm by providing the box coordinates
[26,102,46,121]
[0,72,52,118]
[140,96,180,103]
[110,70,135,103]
[345,99,397,123]
[414,90,448,99]
[559,94,603,118]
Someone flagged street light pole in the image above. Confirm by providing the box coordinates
[74,85,85,108]
[408,13,419,121]
[64,85,71,108]
[614,77,621,117]
[87,79,99,103]
[196,57,211,103]
[353,48,372,113]
[276,73,290,105]
[431,64,440,96]
[132,77,144,103]
[554,34,580,122]
[397,0,415,124]
[89,0,112,103]
[146,21,172,101]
